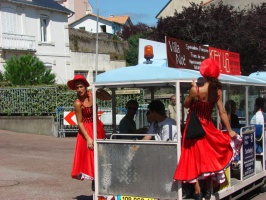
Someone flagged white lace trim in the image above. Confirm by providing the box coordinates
[73,172,94,181]
[177,137,242,184]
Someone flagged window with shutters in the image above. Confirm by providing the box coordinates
[40,15,49,42]
[74,70,89,78]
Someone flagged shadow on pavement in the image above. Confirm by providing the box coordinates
[73,195,93,200]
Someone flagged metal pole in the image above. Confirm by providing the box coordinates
[95,0,99,79]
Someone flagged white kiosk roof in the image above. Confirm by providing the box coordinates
[95,60,266,86]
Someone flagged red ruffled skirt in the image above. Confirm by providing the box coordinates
[71,119,106,180]
[173,118,233,183]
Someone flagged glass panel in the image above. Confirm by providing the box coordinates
[224,85,246,134]
[248,86,266,125]
[40,15,48,42]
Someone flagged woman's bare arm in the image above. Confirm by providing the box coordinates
[184,85,197,108]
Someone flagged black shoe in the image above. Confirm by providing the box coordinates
[204,190,211,199]
[193,192,203,200]
[91,181,95,191]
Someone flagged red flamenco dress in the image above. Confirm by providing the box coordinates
[71,101,106,180]
[173,91,235,184]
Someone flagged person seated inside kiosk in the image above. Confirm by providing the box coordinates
[250,97,265,154]
[118,99,145,139]
[225,100,241,129]
[250,97,265,125]
[142,100,177,141]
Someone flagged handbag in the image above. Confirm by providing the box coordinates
[185,110,206,140]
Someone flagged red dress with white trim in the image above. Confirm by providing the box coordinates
[173,89,234,183]
[71,100,106,180]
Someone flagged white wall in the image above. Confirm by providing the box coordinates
[70,15,114,34]
[70,52,126,83]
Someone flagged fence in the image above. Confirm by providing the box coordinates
[56,106,150,137]
[0,87,151,115]
[0,87,58,115]
[0,86,172,137]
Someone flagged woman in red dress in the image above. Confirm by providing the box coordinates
[67,75,108,191]
[173,59,243,200]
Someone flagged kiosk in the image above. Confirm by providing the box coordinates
[91,39,266,200]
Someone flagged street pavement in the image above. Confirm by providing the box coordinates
[1,129,266,200]
[0,130,93,200]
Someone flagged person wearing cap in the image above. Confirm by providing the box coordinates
[67,74,109,191]
[173,58,243,200]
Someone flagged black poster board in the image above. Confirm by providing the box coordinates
[242,132,255,180]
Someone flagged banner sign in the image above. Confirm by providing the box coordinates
[166,36,241,75]
[166,36,209,70]
[209,46,241,75]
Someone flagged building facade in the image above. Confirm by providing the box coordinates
[156,0,264,19]
[0,0,73,84]
[69,13,132,35]
[57,0,93,24]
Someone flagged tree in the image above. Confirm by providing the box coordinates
[118,23,158,66]
[125,34,145,66]
[3,54,56,85]
[152,2,266,75]
[0,71,3,82]
[118,22,153,41]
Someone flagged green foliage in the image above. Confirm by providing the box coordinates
[125,34,145,66]
[0,85,149,116]
[3,54,56,85]
[0,85,75,116]
[118,23,151,40]
[0,71,3,81]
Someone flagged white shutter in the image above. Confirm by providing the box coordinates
[2,7,17,34]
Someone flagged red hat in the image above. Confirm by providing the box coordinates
[67,74,90,90]
[200,58,220,78]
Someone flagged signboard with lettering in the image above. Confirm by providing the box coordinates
[209,46,241,75]
[166,36,241,75]
[242,131,255,180]
[166,36,209,70]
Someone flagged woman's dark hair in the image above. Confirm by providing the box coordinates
[206,77,222,103]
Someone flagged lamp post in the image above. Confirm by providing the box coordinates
[95,0,99,80]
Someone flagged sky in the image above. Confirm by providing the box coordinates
[89,0,170,26]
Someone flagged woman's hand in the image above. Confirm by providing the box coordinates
[228,130,237,138]
[191,79,197,87]
[87,137,94,150]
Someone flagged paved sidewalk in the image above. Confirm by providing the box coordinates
[0,130,93,200]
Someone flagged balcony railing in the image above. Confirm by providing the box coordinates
[0,33,36,51]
